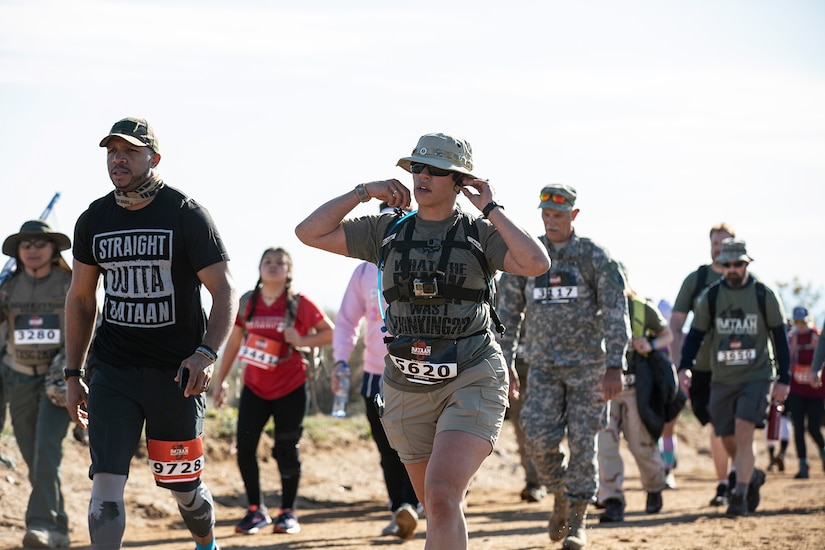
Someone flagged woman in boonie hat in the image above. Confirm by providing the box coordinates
[0,219,74,548]
[296,132,550,548]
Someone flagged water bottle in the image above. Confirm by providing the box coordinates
[766,400,784,441]
[331,361,350,418]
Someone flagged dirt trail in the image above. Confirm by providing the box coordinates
[1,413,824,549]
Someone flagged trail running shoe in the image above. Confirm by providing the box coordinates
[665,469,677,489]
[709,482,728,507]
[22,528,70,548]
[747,469,766,512]
[234,505,271,534]
[726,491,747,517]
[381,517,399,537]
[273,508,301,534]
[520,483,547,503]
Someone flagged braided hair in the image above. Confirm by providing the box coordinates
[244,247,294,323]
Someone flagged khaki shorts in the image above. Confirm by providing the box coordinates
[381,353,509,463]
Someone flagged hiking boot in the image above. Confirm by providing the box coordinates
[599,498,624,523]
[273,508,301,534]
[22,528,70,548]
[709,482,728,507]
[548,492,569,541]
[795,462,810,479]
[645,491,663,514]
[746,469,766,512]
[521,483,547,503]
[726,491,747,517]
[563,501,588,550]
[235,505,272,534]
[392,503,418,540]
[775,451,785,472]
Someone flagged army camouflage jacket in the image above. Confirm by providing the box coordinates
[496,231,630,370]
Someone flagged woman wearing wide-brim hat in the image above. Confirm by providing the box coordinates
[0,219,75,548]
[296,132,550,548]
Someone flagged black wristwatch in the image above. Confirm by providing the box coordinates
[63,368,85,380]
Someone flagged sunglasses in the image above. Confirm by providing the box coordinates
[540,191,568,205]
[20,239,51,250]
[410,163,453,177]
[722,261,747,269]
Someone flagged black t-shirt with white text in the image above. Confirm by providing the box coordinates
[73,185,229,368]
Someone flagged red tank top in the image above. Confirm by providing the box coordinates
[790,328,825,399]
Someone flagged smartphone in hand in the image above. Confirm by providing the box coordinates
[177,366,190,391]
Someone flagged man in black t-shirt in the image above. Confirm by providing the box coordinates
[65,117,237,550]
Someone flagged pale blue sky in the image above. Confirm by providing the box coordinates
[1,0,823,319]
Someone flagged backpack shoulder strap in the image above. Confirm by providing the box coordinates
[706,278,722,321]
[706,279,767,327]
[691,264,709,306]
[755,282,767,326]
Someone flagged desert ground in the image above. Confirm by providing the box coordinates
[1,405,825,550]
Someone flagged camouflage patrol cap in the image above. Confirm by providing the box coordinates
[99,117,160,153]
[715,238,754,264]
[538,184,577,211]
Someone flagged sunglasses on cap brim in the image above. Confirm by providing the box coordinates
[540,191,568,204]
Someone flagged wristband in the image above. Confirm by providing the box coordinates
[354,183,370,203]
[482,201,502,218]
[63,368,85,380]
[195,344,218,363]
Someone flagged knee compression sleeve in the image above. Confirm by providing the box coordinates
[172,482,215,538]
[89,473,127,550]
[272,429,302,478]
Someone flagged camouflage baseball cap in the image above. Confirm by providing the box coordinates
[397,133,474,177]
[538,184,577,211]
[99,117,160,153]
[715,238,754,264]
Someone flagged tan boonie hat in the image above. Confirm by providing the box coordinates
[99,117,160,153]
[3,219,71,256]
[397,133,474,177]
[715,238,754,264]
[538,184,577,211]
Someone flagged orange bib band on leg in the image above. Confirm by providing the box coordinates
[147,437,205,484]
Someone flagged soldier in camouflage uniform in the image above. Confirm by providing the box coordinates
[497,184,630,550]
